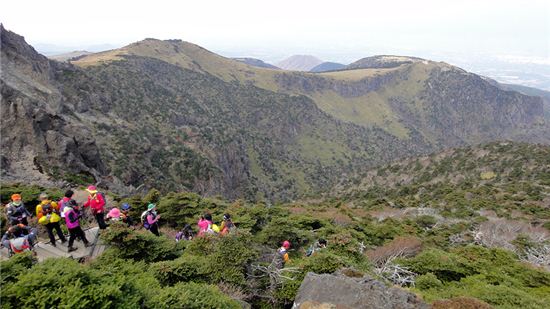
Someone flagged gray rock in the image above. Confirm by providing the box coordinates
[293,272,429,309]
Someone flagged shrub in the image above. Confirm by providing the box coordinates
[1,257,157,308]
[0,251,36,285]
[256,216,312,248]
[415,215,438,229]
[156,192,227,228]
[432,297,493,309]
[151,282,241,309]
[100,223,181,262]
[402,248,475,281]
[149,254,209,285]
[416,273,443,290]
[365,236,422,266]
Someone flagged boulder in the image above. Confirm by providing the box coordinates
[293,272,429,309]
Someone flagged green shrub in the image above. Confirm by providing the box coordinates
[415,215,438,229]
[2,259,158,308]
[0,251,36,285]
[150,255,209,286]
[416,272,443,290]
[100,223,181,262]
[151,282,241,309]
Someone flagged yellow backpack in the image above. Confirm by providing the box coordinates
[38,216,49,225]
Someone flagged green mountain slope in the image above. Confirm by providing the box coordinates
[2,25,549,201]
[336,142,550,220]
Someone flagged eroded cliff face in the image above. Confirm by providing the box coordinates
[1,26,106,188]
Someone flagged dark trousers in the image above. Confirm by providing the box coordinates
[95,213,107,229]
[46,222,66,244]
[150,223,160,236]
[68,226,89,247]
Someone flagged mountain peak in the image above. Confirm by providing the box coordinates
[276,55,323,71]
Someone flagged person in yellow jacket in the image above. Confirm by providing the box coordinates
[36,193,66,247]
[36,193,60,218]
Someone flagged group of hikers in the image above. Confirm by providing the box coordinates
[2,185,328,266]
[2,186,111,254]
[1,185,159,255]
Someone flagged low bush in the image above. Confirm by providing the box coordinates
[151,282,241,309]
[100,223,181,262]
[432,297,493,309]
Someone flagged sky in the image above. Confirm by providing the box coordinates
[1,0,548,60]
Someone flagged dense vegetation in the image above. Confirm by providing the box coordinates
[2,143,549,308]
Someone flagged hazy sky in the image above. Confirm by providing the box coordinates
[1,0,549,62]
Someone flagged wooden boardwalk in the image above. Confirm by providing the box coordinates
[0,227,107,262]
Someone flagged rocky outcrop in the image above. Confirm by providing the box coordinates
[1,24,106,188]
[293,272,429,309]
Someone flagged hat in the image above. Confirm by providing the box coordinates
[39,192,49,200]
[223,213,231,220]
[147,203,156,210]
[121,203,131,210]
[108,208,121,218]
[11,194,21,201]
[86,185,98,194]
[282,240,291,249]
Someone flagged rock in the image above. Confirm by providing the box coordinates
[293,272,429,309]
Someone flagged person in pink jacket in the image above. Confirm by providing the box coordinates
[83,185,107,229]
[64,200,91,252]
[197,213,213,236]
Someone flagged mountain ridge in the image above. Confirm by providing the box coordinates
[1,25,549,201]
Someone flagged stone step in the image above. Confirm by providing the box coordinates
[35,243,71,258]
[34,245,67,262]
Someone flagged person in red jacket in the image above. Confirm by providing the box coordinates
[83,185,107,229]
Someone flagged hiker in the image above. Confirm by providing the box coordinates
[220,213,235,235]
[1,224,37,253]
[58,189,74,218]
[6,194,32,226]
[141,204,160,236]
[83,185,107,229]
[120,203,134,226]
[64,199,91,252]
[306,238,327,257]
[37,193,66,247]
[36,193,57,220]
[197,213,215,236]
[273,240,291,269]
[175,224,194,242]
[106,207,121,222]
